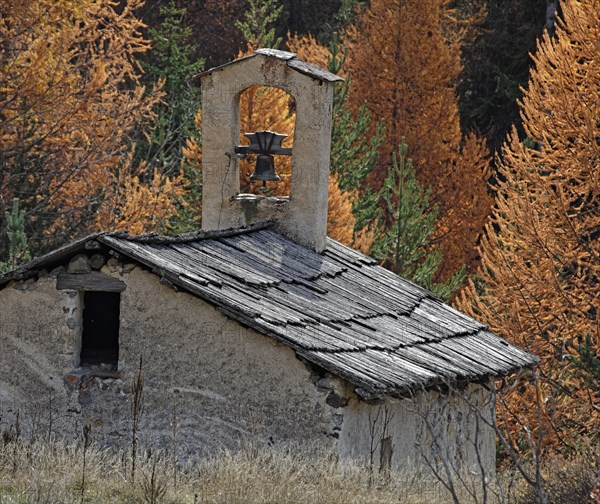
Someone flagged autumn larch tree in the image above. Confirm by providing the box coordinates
[458,0,599,452]
[0,0,186,257]
[344,0,492,280]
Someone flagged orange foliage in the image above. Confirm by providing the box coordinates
[181,108,202,222]
[287,34,330,68]
[238,83,295,195]
[458,0,600,452]
[327,173,356,245]
[97,160,187,235]
[0,0,184,247]
[343,0,492,279]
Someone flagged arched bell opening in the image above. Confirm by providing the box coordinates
[237,85,296,196]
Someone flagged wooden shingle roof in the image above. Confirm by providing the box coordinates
[0,222,537,398]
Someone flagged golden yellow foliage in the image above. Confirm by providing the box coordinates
[327,173,356,245]
[0,0,182,249]
[238,83,296,195]
[182,109,204,230]
[458,0,600,452]
[97,158,187,235]
[287,34,330,69]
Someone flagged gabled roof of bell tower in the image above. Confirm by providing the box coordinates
[198,48,344,83]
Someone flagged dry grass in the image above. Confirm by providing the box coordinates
[0,437,458,504]
[503,448,600,504]
[1,435,596,503]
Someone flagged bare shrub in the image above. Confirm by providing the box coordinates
[511,450,600,504]
[130,355,145,484]
[141,454,168,504]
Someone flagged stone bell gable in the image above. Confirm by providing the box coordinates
[199,49,343,252]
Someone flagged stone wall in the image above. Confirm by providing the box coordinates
[0,259,495,480]
[0,261,343,457]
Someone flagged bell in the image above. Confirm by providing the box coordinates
[249,154,281,187]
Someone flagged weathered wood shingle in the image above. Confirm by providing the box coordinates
[0,222,538,397]
[99,226,537,396]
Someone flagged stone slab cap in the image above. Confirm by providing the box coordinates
[197,48,345,83]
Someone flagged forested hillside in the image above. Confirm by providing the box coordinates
[1,0,597,495]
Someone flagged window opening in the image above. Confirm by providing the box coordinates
[80,291,120,369]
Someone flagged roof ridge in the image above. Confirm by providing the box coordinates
[106,220,274,244]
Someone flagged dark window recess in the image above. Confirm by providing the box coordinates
[81,291,120,368]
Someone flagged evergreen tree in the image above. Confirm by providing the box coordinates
[0,199,30,272]
[317,0,367,46]
[327,41,384,195]
[140,1,203,175]
[362,140,465,301]
[236,0,283,49]
[139,1,204,232]
[456,0,549,152]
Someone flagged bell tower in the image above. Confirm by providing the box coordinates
[199,49,343,252]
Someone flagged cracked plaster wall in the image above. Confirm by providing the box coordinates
[0,262,342,458]
[339,382,496,481]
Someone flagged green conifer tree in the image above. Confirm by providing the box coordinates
[318,0,367,46]
[362,140,465,301]
[236,0,283,48]
[141,1,204,174]
[328,41,384,194]
[1,198,30,272]
[139,1,205,232]
[324,40,385,245]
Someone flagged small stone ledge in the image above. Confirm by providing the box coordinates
[66,366,121,388]
[235,194,289,225]
[57,272,126,292]
[235,194,289,205]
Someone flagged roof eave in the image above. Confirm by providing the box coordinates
[0,221,276,290]
[0,233,104,289]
